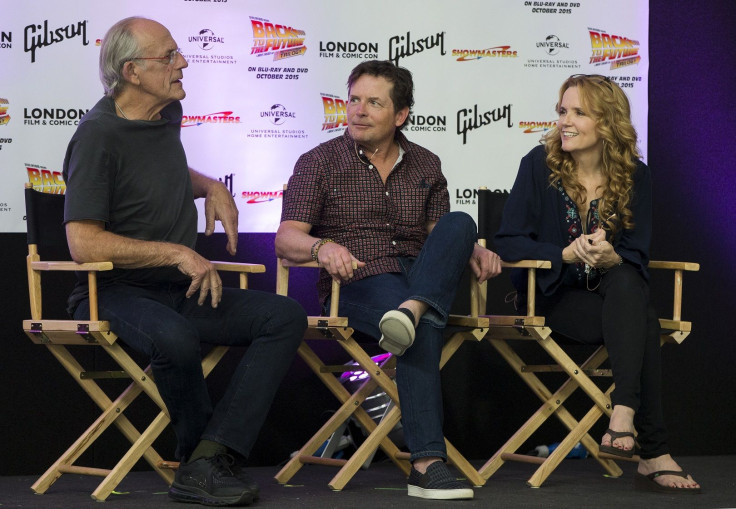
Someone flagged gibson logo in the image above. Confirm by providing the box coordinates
[24,19,89,63]
[388,30,445,66]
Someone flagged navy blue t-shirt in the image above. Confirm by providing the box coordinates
[62,96,197,305]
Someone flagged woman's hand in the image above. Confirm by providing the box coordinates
[563,229,620,269]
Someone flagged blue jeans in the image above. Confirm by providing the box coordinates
[329,211,477,462]
[73,282,306,460]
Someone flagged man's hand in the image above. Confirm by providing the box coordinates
[316,241,366,281]
[469,243,502,283]
[176,246,223,307]
[203,181,239,256]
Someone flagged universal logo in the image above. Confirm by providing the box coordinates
[537,34,569,56]
[24,19,89,63]
[318,40,378,59]
[184,28,235,65]
[1,31,11,49]
[189,28,224,50]
[261,104,295,126]
[388,30,445,66]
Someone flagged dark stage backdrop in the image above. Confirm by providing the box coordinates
[1,0,734,476]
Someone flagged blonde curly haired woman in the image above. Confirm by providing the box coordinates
[495,74,700,494]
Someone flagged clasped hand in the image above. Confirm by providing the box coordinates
[567,229,617,269]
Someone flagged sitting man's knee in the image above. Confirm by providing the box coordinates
[440,211,477,238]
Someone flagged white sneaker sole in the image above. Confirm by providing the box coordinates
[407,485,474,500]
[379,310,415,356]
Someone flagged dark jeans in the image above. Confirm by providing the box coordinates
[73,283,306,460]
[537,263,668,458]
[328,211,477,462]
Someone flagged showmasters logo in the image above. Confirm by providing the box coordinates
[181,111,241,127]
[250,16,307,61]
[452,45,517,61]
[519,120,556,134]
[27,163,66,194]
[241,190,284,204]
[588,28,641,69]
[321,93,348,132]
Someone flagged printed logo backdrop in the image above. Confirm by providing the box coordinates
[0,0,649,233]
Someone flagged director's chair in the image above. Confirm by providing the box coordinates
[471,187,699,487]
[21,184,266,501]
[273,258,486,491]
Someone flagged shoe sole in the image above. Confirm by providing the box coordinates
[407,485,474,500]
[379,310,415,356]
[169,485,254,506]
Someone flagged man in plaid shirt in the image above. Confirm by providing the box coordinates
[276,60,501,500]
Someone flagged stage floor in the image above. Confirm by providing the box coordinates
[1,455,733,508]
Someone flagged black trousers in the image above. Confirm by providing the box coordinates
[536,263,669,459]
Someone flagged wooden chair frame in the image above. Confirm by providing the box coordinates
[273,259,486,491]
[467,194,699,487]
[22,185,266,501]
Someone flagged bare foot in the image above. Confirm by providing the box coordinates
[638,454,700,490]
[601,405,636,453]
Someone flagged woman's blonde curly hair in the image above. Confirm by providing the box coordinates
[543,75,641,236]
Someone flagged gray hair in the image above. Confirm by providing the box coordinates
[99,17,146,97]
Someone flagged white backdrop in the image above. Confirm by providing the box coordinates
[0,0,648,233]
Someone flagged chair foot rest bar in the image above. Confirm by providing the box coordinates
[57,465,112,477]
[500,453,546,465]
[298,455,349,467]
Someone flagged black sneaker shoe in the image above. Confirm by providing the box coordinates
[169,453,256,506]
[407,461,474,500]
[230,460,260,502]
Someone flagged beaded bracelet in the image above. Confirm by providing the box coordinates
[311,238,334,261]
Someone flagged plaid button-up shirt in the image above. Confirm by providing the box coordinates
[281,129,450,303]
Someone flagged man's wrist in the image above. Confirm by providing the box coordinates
[311,238,334,261]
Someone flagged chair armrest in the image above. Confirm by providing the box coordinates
[471,259,551,318]
[649,260,699,322]
[210,261,265,291]
[649,260,699,272]
[211,261,266,273]
[501,260,552,269]
[30,260,113,271]
[276,258,357,318]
